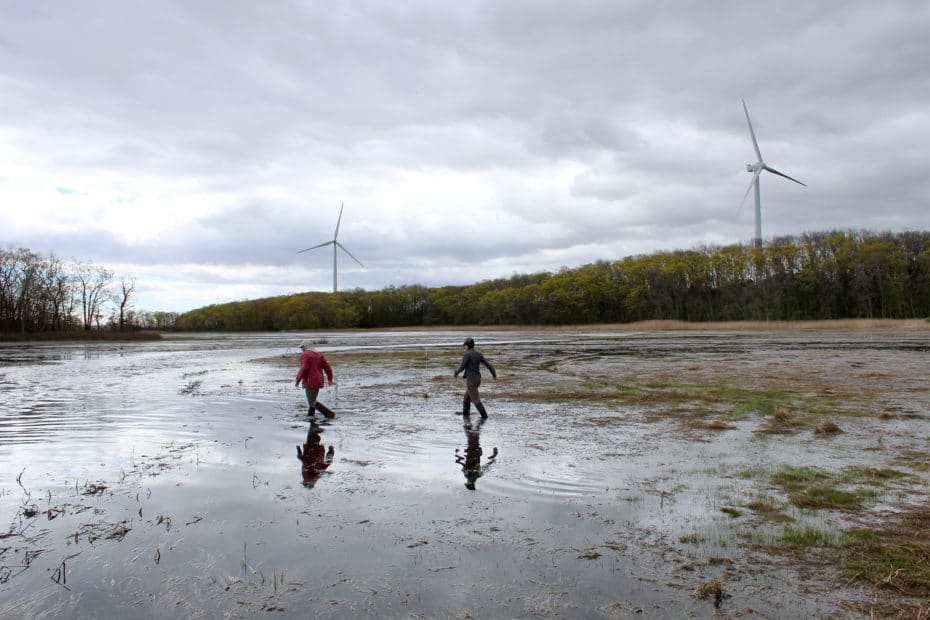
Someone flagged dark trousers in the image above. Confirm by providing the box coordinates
[463,377,488,417]
[304,388,320,411]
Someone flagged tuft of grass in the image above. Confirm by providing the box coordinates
[694,577,728,608]
[744,494,788,517]
[841,529,877,544]
[772,465,830,491]
[840,466,906,484]
[679,533,705,544]
[789,485,862,510]
[737,467,768,480]
[720,506,742,518]
[813,420,842,437]
[780,524,836,547]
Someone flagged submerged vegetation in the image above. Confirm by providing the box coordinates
[176,229,930,330]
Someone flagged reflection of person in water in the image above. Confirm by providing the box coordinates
[454,417,498,490]
[296,420,334,488]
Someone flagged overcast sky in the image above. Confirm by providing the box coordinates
[2,1,929,312]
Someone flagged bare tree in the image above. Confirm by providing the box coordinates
[72,261,113,331]
[115,276,136,331]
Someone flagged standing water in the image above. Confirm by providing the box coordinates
[2,329,928,617]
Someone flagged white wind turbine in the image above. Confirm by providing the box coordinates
[740,98,806,248]
[296,203,364,293]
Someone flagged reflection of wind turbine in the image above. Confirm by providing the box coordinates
[296,203,364,293]
[740,99,806,248]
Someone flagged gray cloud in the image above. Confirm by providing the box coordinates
[1,0,929,311]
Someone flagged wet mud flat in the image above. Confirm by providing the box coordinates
[1,327,929,618]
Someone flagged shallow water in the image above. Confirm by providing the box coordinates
[2,329,929,618]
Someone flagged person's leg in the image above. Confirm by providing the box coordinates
[467,377,488,418]
[304,388,320,415]
[462,390,472,416]
[466,378,487,418]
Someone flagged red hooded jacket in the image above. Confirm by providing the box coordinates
[296,350,333,389]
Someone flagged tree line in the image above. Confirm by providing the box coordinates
[0,247,178,335]
[176,229,930,331]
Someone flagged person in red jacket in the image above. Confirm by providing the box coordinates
[295,339,334,417]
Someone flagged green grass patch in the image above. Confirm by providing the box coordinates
[844,513,930,595]
[780,524,836,546]
[840,528,877,544]
[839,466,907,484]
[737,467,768,480]
[771,465,831,491]
[789,485,862,510]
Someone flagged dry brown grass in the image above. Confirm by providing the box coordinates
[813,420,843,437]
[572,319,930,331]
[832,506,930,616]
[694,577,727,608]
[758,407,806,434]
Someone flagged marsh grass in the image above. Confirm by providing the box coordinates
[680,533,706,544]
[839,467,907,484]
[813,420,842,437]
[769,464,905,512]
[772,465,831,491]
[841,507,930,597]
[694,577,727,608]
[790,485,862,510]
[758,407,807,434]
[744,494,793,522]
[507,381,810,417]
[780,524,836,547]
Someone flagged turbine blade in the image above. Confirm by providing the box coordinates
[738,170,761,212]
[763,165,807,187]
[742,99,764,164]
[335,241,364,268]
[334,202,344,240]
[296,240,333,254]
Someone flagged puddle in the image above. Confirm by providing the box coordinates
[2,329,929,617]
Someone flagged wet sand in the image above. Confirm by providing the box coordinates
[1,326,929,618]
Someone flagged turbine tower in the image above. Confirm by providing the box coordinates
[740,99,806,248]
[296,203,364,293]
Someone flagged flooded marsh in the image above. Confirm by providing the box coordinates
[2,327,930,618]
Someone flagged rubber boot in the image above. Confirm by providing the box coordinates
[462,397,472,416]
[475,403,488,419]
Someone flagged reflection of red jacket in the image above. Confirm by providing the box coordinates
[297,444,334,487]
[296,350,333,389]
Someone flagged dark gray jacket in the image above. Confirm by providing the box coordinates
[455,349,496,381]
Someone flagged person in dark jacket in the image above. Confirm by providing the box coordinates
[454,337,497,418]
[295,339,334,417]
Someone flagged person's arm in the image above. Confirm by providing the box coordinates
[454,353,468,377]
[295,354,307,387]
[321,356,334,385]
[481,354,497,379]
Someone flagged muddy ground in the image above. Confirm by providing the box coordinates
[1,326,929,618]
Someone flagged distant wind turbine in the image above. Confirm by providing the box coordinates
[296,203,364,293]
[740,99,806,248]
